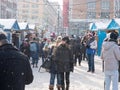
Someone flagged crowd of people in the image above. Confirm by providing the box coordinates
[0,30,120,90]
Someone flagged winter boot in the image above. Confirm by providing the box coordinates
[32,64,34,68]
[61,85,65,90]
[57,85,61,90]
[66,85,69,90]
[35,63,38,68]
[49,85,54,90]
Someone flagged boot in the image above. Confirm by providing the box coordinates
[57,85,61,90]
[32,64,34,68]
[49,85,54,90]
[35,63,38,68]
[62,85,65,90]
[66,85,69,90]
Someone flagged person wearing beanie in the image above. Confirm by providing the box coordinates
[54,36,74,90]
[101,32,120,90]
[109,32,119,42]
[0,31,33,90]
[62,36,70,44]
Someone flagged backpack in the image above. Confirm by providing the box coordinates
[30,42,37,52]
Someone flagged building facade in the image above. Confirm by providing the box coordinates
[115,0,120,18]
[69,0,115,19]
[0,0,17,19]
[17,0,44,25]
[68,0,120,36]
[17,0,63,37]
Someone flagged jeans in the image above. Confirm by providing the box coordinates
[105,70,119,90]
[87,54,95,72]
[50,73,61,86]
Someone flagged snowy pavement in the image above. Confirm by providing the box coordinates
[25,56,120,90]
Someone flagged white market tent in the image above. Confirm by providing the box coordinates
[28,24,36,30]
[28,24,36,33]
[0,19,20,31]
[107,19,120,30]
[0,19,20,43]
[18,22,29,31]
[89,20,111,31]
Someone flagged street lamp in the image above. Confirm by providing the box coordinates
[57,5,60,35]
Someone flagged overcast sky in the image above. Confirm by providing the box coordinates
[48,0,63,10]
[48,0,63,5]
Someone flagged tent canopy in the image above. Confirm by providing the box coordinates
[0,19,20,31]
[107,19,120,30]
[18,22,29,30]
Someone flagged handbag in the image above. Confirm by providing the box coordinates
[38,58,51,72]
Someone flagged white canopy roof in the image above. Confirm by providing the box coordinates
[0,19,17,29]
[18,22,28,30]
[28,24,36,30]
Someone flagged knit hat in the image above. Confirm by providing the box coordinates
[62,36,70,44]
[0,31,7,41]
[110,32,118,40]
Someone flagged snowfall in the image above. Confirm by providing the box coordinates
[25,56,120,90]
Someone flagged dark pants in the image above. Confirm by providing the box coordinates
[75,54,82,65]
[81,51,86,60]
[60,72,70,89]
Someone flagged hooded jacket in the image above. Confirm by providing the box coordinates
[101,41,120,71]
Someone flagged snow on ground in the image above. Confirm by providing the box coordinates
[26,56,120,90]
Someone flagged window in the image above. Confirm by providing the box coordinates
[22,10,29,13]
[101,0,110,10]
[32,15,38,19]
[87,12,96,19]
[32,10,39,14]
[23,4,29,8]
[100,12,110,19]
[87,2,96,9]
[32,4,39,8]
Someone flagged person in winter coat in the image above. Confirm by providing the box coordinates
[101,32,120,90]
[74,38,82,66]
[30,38,39,68]
[39,38,46,64]
[86,33,97,73]
[0,32,33,90]
[54,36,74,90]
[20,38,30,59]
[49,36,62,90]
[81,40,86,61]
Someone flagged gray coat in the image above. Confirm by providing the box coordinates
[101,41,120,71]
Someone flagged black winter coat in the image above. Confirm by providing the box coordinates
[0,44,33,90]
[54,44,74,72]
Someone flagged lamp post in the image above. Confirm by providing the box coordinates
[57,5,60,36]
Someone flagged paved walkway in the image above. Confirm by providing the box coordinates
[26,56,120,90]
